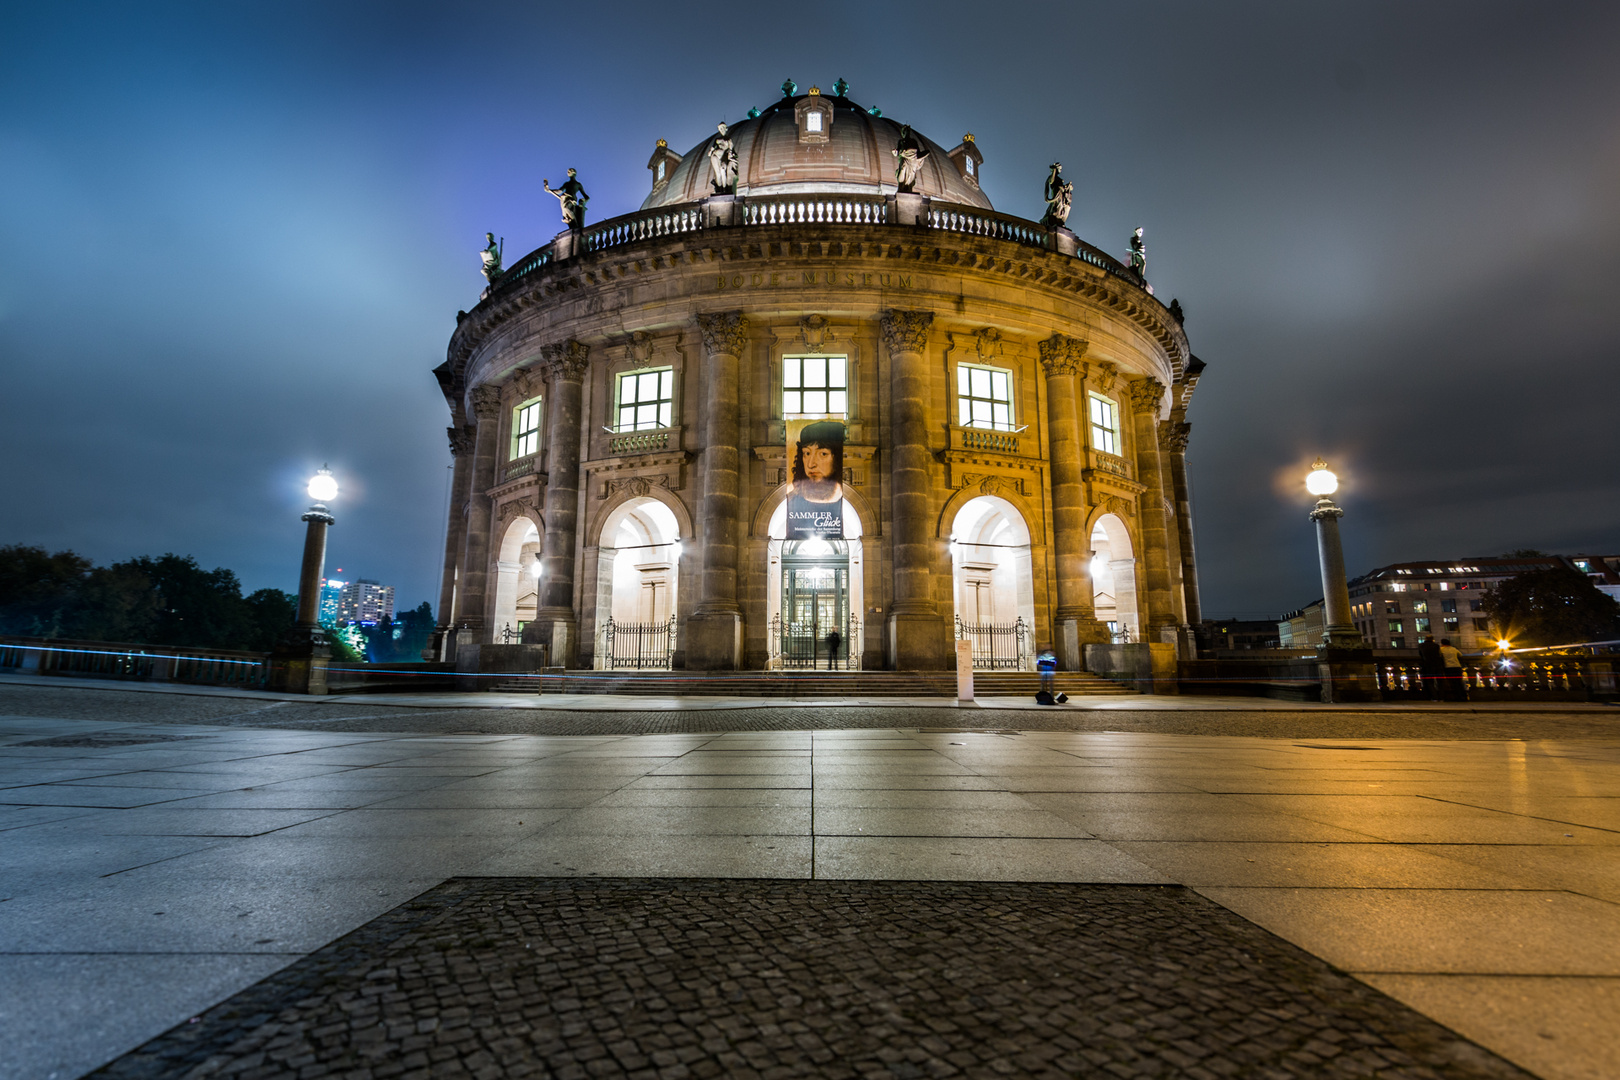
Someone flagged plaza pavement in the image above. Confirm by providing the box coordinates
[1,675,1616,1079]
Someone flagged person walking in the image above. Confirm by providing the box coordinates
[1417,636,1444,701]
[1438,638,1467,701]
[1036,649,1057,704]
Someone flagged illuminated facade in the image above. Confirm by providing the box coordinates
[430,85,1205,671]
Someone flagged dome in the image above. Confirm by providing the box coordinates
[641,93,992,211]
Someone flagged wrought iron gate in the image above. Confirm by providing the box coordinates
[955,616,1030,670]
[773,613,862,670]
[600,615,676,669]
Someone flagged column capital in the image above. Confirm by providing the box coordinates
[697,311,749,356]
[880,309,934,355]
[541,339,590,382]
[447,424,477,456]
[1037,333,1087,377]
[1309,498,1344,522]
[1128,376,1165,413]
[469,384,503,419]
[1158,420,1190,453]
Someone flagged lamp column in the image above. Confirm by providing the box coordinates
[272,467,338,695]
[882,309,951,670]
[1305,459,1375,702]
[685,312,748,670]
[535,339,590,667]
[1310,498,1358,645]
[1039,333,1109,669]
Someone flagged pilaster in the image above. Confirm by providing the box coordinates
[685,312,748,669]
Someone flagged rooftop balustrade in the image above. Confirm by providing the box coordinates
[490,193,1149,298]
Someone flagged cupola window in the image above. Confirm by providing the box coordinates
[794,90,833,145]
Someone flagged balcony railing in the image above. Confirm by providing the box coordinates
[1091,451,1133,480]
[489,194,1147,297]
[608,430,671,455]
[957,426,1021,454]
[502,458,535,482]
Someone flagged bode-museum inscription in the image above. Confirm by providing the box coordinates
[715,269,915,291]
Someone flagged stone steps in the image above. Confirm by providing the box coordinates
[487,670,1136,697]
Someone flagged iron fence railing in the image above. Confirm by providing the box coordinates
[772,613,861,670]
[600,616,677,669]
[955,616,1031,670]
[0,637,271,688]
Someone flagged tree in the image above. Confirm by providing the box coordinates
[242,589,297,651]
[1483,566,1620,649]
[0,545,93,637]
[115,554,252,648]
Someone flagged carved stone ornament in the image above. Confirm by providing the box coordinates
[962,473,1024,496]
[628,330,655,364]
[447,425,476,456]
[1037,333,1085,377]
[1103,495,1136,519]
[602,474,672,500]
[541,339,590,382]
[697,311,749,356]
[880,309,934,354]
[498,498,541,525]
[1159,421,1191,453]
[1128,377,1165,413]
[511,366,541,401]
[799,315,830,350]
[973,328,1003,361]
[1086,360,1117,394]
[469,384,503,419]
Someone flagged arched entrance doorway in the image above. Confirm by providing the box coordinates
[765,499,865,669]
[948,496,1036,669]
[1090,513,1139,642]
[491,516,541,642]
[593,497,681,669]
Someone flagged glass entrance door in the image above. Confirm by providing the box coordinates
[781,561,849,669]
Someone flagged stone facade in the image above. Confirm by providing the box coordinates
[430,100,1204,672]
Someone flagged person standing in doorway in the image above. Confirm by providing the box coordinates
[825,629,841,671]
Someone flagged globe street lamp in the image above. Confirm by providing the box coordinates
[1306,459,1362,646]
[272,465,338,694]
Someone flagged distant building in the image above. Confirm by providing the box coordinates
[1279,554,1620,650]
[318,578,346,625]
[1199,618,1282,652]
[337,579,395,626]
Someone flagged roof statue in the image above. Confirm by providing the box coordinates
[543,168,590,229]
[707,122,738,195]
[479,232,503,283]
[1129,227,1147,280]
[1041,162,1073,229]
[833,77,848,97]
[892,125,928,193]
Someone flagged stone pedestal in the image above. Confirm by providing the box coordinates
[1316,646,1378,702]
[271,627,331,695]
[552,229,578,260]
[1051,227,1078,256]
[703,195,739,228]
[888,193,928,226]
[685,610,743,670]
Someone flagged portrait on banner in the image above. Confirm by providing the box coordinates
[785,417,845,540]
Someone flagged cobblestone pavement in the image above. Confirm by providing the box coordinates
[4,683,1617,740]
[93,879,1529,1080]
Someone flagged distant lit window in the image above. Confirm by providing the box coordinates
[1089,395,1120,455]
[1390,583,1408,593]
[615,368,674,431]
[965,156,976,176]
[512,398,542,459]
[1388,620,1403,633]
[1384,602,1400,615]
[1438,582,1451,590]
[958,364,1014,430]
[783,356,848,416]
[1576,560,1590,571]
[1415,618,1431,633]
[805,111,823,133]
[1391,637,1405,648]
[656,160,666,182]
[1440,599,1457,613]
[1413,600,1428,613]
[1470,600,1483,611]
[1443,617,1460,632]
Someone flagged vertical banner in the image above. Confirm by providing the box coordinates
[785,418,845,540]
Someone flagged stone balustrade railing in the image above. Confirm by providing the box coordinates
[954,425,1022,454]
[1091,451,1134,480]
[502,458,535,482]
[608,430,672,455]
[490,194,1147,298]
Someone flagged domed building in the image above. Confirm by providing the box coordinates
[431,83,1205,674]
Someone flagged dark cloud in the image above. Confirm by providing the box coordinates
[2,0,1616,619]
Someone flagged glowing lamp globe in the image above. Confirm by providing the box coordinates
[1305,459,1338,497]
[308,467,338,503]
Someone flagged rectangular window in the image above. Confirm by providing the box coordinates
[1443,617,1460,632]
[1384,602,1400,615]
[1412,600,1429,613]
[615,367,674,432]
[1391,637,1405,648]
[1390,583,1408,593]
[805,111,823,133]
[1469,600,1483,611]
[1388,620,1404,634]
[1415,617,1431,633]
[1440,599,1457,613]
[957,364,1014,430]
[1473,618,1489,631]
[511,399,542,459]
[1089,395,1120,455]
[783,355,848,417]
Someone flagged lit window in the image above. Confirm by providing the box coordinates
[1413,600,1428,613]
[1470,600,1483,611]
[1089,395,1120,455]
[1440,599,1457,613]
[615,367,674,431]
[1391,637,1405,648]
[1443,617,1460,632]
[656,160,666,182]
[958,364,1014,430]
[805,111,822,133]
[1390,583,1407,593]
[965,156,975,176]
[783,356,848,416]
[512,399,542,459]
[1388,620,1403,634]
[1415,617,1431,633]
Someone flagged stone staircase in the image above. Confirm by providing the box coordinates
[487,669,1136,698]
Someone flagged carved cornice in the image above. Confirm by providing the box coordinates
[541,339,590,382]
[697,311,749,356]
[1128,377,1165,413]
[1159,421,1191,453]
[1083,469,1147,496]
[447,425,476,456]
[1086,360,1117,394]
[880,309,934,354]
[470,385,502,419]
[1037,333,1086,377]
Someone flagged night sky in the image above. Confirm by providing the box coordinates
[3,1,1617,621]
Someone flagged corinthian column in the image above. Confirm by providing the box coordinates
[455,385,502,641]
[534,339,589,666]
[685,312,748,669]
[1161,421,1202,628]
[432,424,476,656]
[1128,377,1183,643]
[1040,334,1110,670]
[881,309,950,669]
